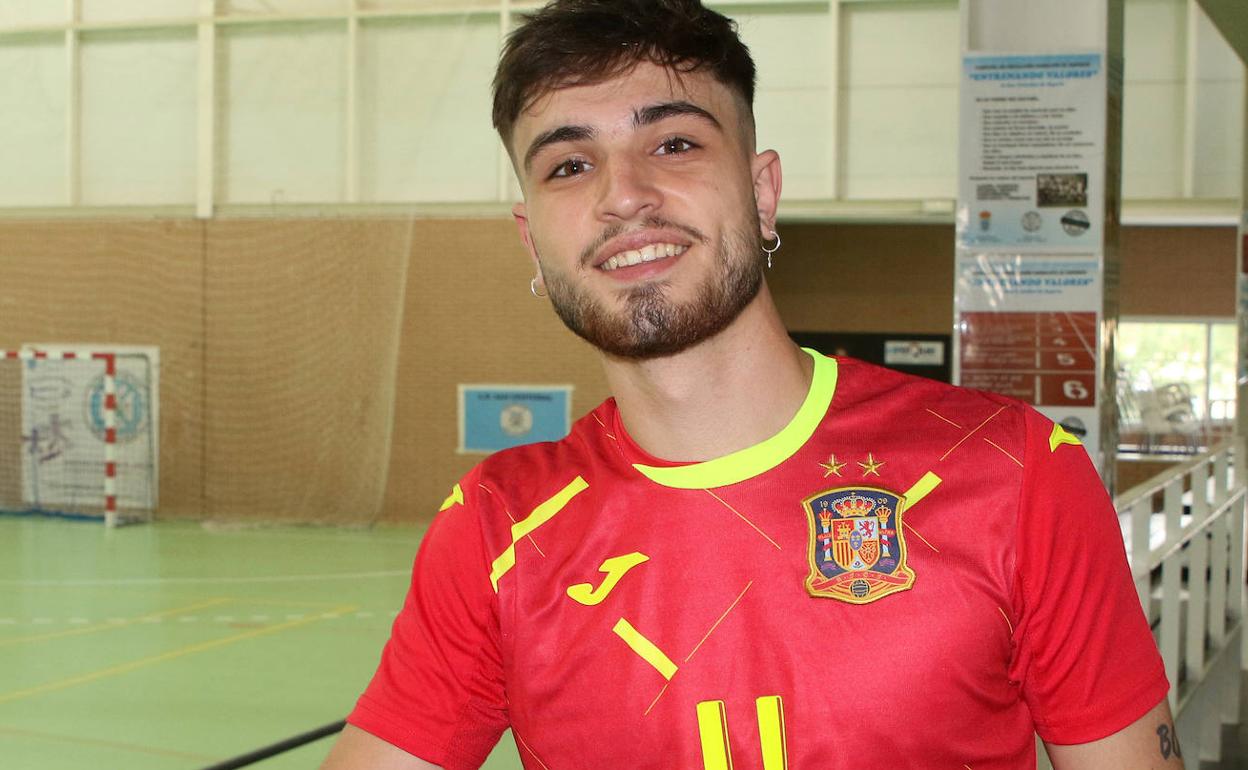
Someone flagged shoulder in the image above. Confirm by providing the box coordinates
[830,354,1034,432]
[453,399,617,510]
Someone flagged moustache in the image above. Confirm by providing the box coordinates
[578,217,709,268]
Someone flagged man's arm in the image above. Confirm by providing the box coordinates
[320,724,442,770]
[1045,696,1186,770]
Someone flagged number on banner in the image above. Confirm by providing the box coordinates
[1062,379,1089,400]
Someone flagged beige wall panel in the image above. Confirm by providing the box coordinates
[80,30,198,205]
[0,39,67,207]
[735,8,834,199]
[0,1,66,26]
[379,218,608,523]
[1122,0,1187,199]
[840,86,958,199]
[1118,226,1237,317]
[1193,79,1244,198]
[82,0,200,24]
[218,24,346,204]
[841,0,959,200]
[770,223,955,334]
[224,0,347,13]
[1121,82,1186,198]
[204,219,412,523]
[358,17,500,202]
[0,220,205,518]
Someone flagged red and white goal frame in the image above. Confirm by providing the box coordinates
[2,348,126,527]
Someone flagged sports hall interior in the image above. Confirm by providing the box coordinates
[0,1,1245,768]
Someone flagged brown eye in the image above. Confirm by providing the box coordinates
[657,137,695,155]
[551,158,591,178]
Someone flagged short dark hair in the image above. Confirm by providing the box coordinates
[491,0,757,148]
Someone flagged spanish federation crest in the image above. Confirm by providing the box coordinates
[803,487,915,604]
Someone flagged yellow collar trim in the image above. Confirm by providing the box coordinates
[632,349,837,490]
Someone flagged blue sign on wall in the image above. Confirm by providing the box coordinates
[458,385,573,453]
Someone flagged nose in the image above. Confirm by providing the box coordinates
[593,157,662,222]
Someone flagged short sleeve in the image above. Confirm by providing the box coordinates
[1009,409,1169,745]
[348,473,509,769]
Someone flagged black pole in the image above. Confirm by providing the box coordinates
[198,719,346,770]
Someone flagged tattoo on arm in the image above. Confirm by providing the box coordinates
[1156,722,1182,760]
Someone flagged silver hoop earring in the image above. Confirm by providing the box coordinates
[762,231,781,269]
[530,277,547,298]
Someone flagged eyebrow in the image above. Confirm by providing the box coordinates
[633,101,722,131]
[523,124,596,174]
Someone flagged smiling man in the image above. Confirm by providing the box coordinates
[322,1,1180,769]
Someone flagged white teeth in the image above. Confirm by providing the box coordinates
[600,243,687,272]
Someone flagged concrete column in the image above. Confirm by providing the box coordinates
[1239,76,1248,440]
[955,0,1124,489]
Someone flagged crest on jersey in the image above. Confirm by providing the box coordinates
[803,486,915,604]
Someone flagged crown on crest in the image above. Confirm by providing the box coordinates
[834,493,876,518]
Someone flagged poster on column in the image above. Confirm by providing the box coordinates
[954,255,1103,462]
[957,54,1105,254]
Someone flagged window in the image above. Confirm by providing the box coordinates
[1116,318,1237,454]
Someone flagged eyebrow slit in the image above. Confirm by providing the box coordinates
[633,101,722,131]
[523,124,596,173]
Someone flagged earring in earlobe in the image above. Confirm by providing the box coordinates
[530,277,547,298]
[762,230,781,269]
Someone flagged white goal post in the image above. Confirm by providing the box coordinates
[0,348,156,527]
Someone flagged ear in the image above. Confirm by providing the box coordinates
[751,149,783,240]
[512,201,544,282]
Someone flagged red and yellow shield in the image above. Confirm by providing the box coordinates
[803,486,915,604]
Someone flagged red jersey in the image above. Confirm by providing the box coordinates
[350,353,1168,769]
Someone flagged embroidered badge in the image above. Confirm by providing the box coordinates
[803,487,915,604]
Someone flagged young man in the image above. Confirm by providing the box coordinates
[323,1,1180,767]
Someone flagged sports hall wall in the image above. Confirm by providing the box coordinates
[0,218,1233,525]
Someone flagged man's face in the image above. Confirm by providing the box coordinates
[510,62,781,359]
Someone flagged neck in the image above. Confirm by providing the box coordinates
[601,284,813,462]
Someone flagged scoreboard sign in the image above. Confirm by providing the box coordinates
[959,312,1097,409]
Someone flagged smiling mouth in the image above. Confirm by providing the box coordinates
[599,243,688,272]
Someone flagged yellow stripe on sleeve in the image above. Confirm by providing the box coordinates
[901,472,942,509]
[1049,423,1082,452]
[488,476,588,591]
[438,483,464,512]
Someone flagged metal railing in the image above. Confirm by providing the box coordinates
[1119,438,1246,763]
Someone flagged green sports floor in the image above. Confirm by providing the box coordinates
[0,517,524,770]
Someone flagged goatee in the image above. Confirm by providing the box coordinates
[541,219,764,359]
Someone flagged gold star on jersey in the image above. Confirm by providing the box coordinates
[857,453,884,477]
[818,455,846,478]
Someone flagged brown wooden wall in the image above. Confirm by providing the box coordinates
[0,218,1233,524]
[1118,226,1238,317]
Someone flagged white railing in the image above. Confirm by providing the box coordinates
[1118,438,1246,763]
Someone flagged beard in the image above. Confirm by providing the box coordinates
[539,217,764,360]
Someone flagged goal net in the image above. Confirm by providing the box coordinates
[0,349,156,526]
